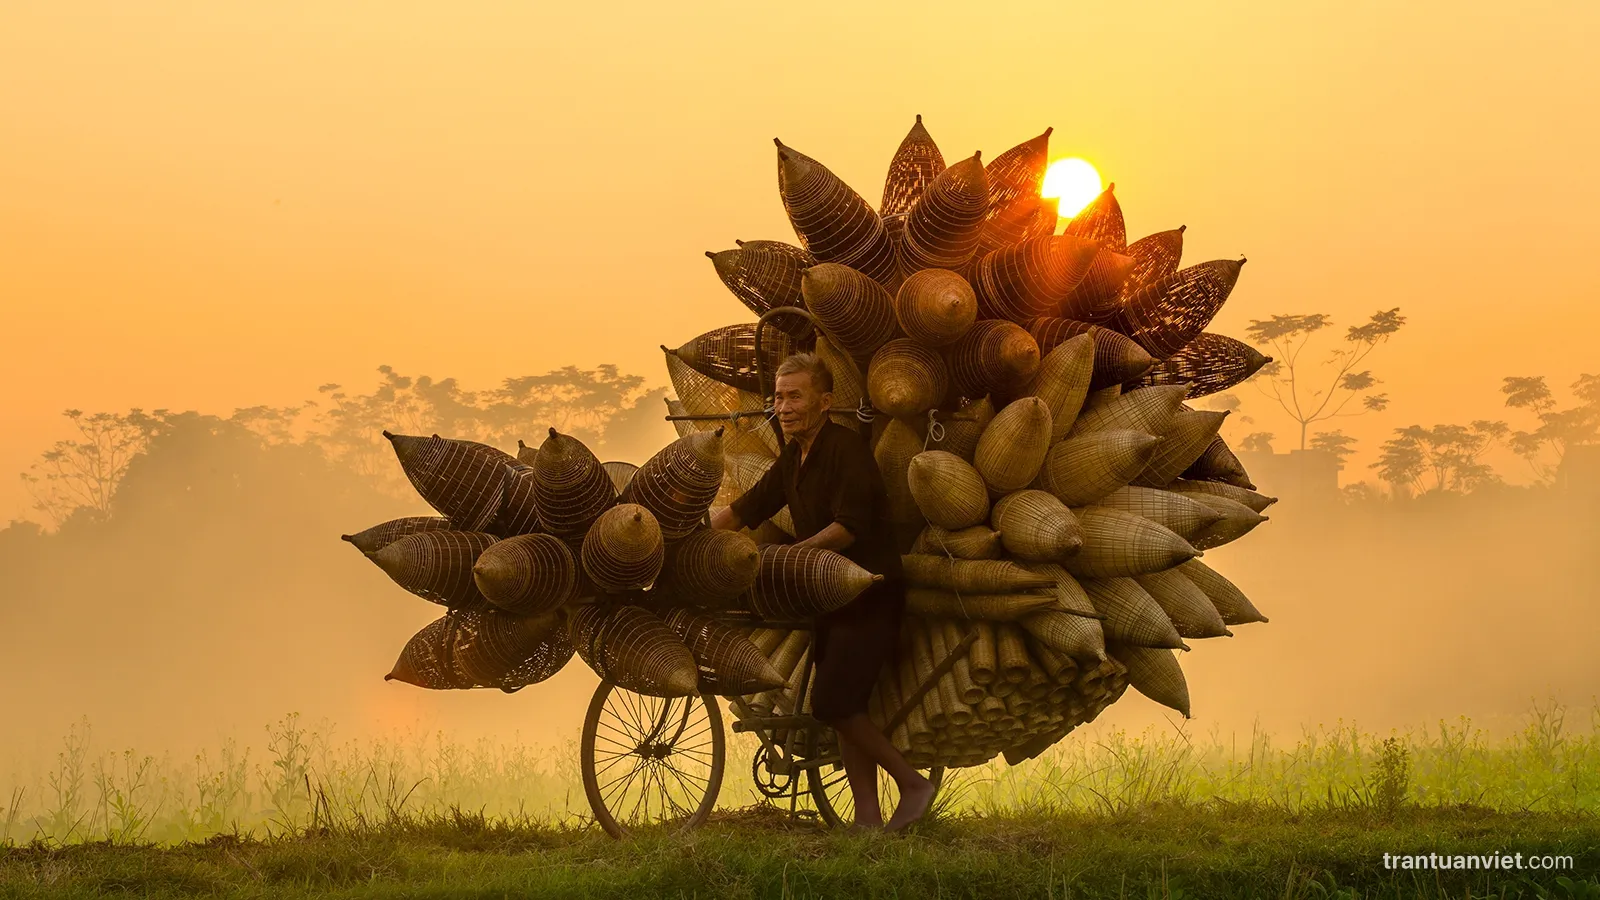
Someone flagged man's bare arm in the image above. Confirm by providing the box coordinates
[709,506,743,532]
[793,521,856,552]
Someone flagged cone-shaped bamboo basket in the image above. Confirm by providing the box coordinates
[385,433,515,532]
[367,530,499,611]
[533,428,617,543]
[570,603,701,698]
[777,139,899,286]
[894,268,978,347]
[472,533,579,617]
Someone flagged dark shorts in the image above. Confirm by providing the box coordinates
[810,578,905,722]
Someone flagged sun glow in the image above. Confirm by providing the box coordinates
[1041,158,1103,218]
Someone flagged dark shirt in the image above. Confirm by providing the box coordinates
[729,418,904,587]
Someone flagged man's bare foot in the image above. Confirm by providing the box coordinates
[885,775,935,831]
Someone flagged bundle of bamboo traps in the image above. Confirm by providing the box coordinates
[663,116,1273,767]
[344,115,1273,773]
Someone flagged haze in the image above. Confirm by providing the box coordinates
[1,2,1597,760]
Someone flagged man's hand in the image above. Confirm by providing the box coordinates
[709,506,742,532]
[793,521,856,552]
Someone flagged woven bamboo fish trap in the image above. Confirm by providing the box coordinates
[801,263,900,361]
[902,555,1056,594]
[1134,409,1230,487]
[621,430,725,541]
[601,461,638,495]
[912,524,1005,560]
[1137,332,1271,398]
[1108,643,1190,717]
[977,128,1052,254]
[1167,478,1277,514]
[972,235,1099,323]
[868,338,949,418]
[975,397,1053,494]
[384,433,515,532]
[881,115,946,228]
[486,463,542,538]
[719,451,775,508]
[1090,485,1221,543]
[906,450,990,529]
[1034,430,1161,507]
[930,395,994,462]
[894,268,978,347]
[570,603,700,698]
[1066,507,1199,578]
[580,504,665,592]
[1177,557,1260,621]
[1080,577,1186,650]
[367,530,499,610]
[387,609,573,692]
[1027,317,1156,390]
[899,153,990,274]
[449,611,569,688]
[360,119,1277,806]
[1021,609,1107,662]
[1188,495,1268,550]
[746,545,882,619]
[1117,259,1247,359]
[707,240,817,339]
[874,417,928,536]
[992,489,1083,562]
[472,533,579,617]
[1183,435,1255,489]
[814,334,866,413]
[671,323,803,395]
[1176,559,1268,624]
[657,526,760,609]
[1063,184,1126,253]
[532,428,618,543]
[906,587,1058,621]
[1068,384,1187,438]
[1059,248,1136,324]
[662,608,784,695]
[342,516,453,554]
[1025,334,1094,439]
[777,139,899,286]
[1117,226,1186,303]
[1135,568,1230,639]
[948,319,1040,400]
[1025,197,1061,240]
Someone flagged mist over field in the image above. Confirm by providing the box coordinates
[1,366,1594,788]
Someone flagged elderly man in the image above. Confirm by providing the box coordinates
[709,351,935,831]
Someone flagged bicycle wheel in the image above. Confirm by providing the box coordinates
[580,681,725,839]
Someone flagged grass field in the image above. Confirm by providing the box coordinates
[3,701,1598,897]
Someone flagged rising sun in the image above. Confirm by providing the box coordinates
[1041,157,1103,218]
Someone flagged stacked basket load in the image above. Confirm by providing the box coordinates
[343,116,1274,772]
[661,117,1273,765]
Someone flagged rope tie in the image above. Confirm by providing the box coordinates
[922,410,946,451]
[856,398,876,425]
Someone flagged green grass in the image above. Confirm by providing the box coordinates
[4,700,1599,897]
[1,803,1597,898]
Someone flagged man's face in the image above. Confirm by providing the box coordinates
[773,370,832,438]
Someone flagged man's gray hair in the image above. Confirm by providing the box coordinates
[775,352,833,394]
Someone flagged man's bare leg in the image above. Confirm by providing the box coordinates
[830,713,935,831]
[837,731,882,827]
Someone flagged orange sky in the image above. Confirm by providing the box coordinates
[3,1,1598,522]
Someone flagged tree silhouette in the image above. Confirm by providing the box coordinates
[1246,308,1405,449]
[1501,374,1600,484]
[1370,421,1508,497]
[19,409,162,527]
[15,364,672,528]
